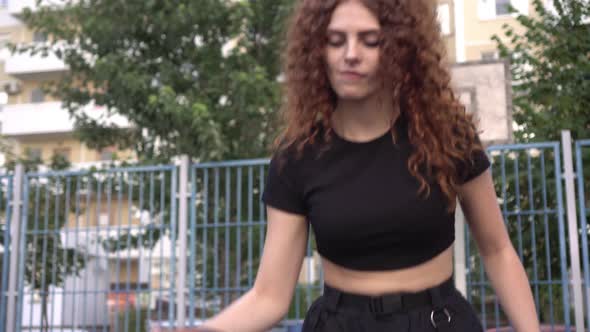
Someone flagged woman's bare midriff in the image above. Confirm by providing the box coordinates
[320,244,454,296]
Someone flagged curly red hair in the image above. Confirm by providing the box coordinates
[274,0,485,212]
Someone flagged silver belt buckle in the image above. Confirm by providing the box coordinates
[430,307,452,328]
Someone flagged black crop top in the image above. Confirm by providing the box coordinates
[261,116,490,271]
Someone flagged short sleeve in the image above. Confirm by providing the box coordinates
[457,134,491,184]
[261,153,307,215]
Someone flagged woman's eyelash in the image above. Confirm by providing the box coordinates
[326,37,381,47]
[327,39,345,46]
[364,39,381,47]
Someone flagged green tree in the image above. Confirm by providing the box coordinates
[492,0,590,142]
[11,0,294,163]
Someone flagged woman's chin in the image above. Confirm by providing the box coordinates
[335,89,371,101]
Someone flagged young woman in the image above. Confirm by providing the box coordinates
[199,0,540,331]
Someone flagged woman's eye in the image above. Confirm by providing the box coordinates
[325,33,381,48]
[362,35,381,48]
[327,36,345,47]
[364,39,381,48]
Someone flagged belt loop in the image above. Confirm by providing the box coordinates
[428,287,443,309]
[428,286,453,332]
[323,286,341,312]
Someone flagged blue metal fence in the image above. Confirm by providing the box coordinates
[13,165,177,332]
[1,137,589,331]
[186,159,321,327]
[575,139,590,329]
[465,142,571,331]
[0,175,14,332]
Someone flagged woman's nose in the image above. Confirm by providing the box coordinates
[344,41,360,64]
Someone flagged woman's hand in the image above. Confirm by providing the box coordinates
[150,326,225,332]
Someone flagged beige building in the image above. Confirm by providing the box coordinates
[436,0,543,63]
[0,1,132,167]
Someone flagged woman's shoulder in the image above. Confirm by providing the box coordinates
[274,124,330,157]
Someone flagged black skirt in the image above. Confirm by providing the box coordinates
[301,277,484,332]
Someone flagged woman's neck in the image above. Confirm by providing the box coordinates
[331,93,399,142]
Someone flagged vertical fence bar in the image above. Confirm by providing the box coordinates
[49,177,61,329]
[213,168,219,303]
[100,174,110,332]
[6,165,23,332]
[540,151,556,326]
[514,154,525,262]
[15,172,30,332]
[554,142,572,329]
[491,152,501,330]
[200,168,209,321]
[177,156,189,328]
[575,140,590,328]
[235,167,242,301]
[84,175,93,331]
[169,166,178,326]
[73,175,82,331]
[158,170,165,326]
[188,166,197,325]
[561,130,586,332]
[454,203,467,297]
[124,173,132,332]
[147,172,156,329]
[0,175,13,332]
[247,166,253,286]
[224,167,230,307]
[526,151,541,312]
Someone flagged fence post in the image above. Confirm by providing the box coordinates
[561,130,586,332]
[6,164,23,332]
[454,201,467,297]
[176,155,190,328]
[575,141,590,331]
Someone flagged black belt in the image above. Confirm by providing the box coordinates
[322,277,455,330]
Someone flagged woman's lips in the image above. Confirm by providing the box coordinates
[339,71,366,81]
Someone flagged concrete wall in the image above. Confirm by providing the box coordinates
[450,59,513,144]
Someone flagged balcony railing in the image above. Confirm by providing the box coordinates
[0,101,129,136]
[4,48,68,77]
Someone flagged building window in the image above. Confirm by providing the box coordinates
[0,33,10,61]
[33,31,48,43]
[481,51,498,60]
[0,33,9,47]
[30,88,45,103]
[26,148,42,161]
[99,147,116,161]
[53,147,71,162]
[437,4,452,36]
[478,0,528,19]
[0,92,7,105]
[496,0,511,15]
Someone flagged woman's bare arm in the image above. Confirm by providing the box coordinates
[198,206,309,332]
[458,169,540,332]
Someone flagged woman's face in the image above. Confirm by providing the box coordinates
[324,0,381,101]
